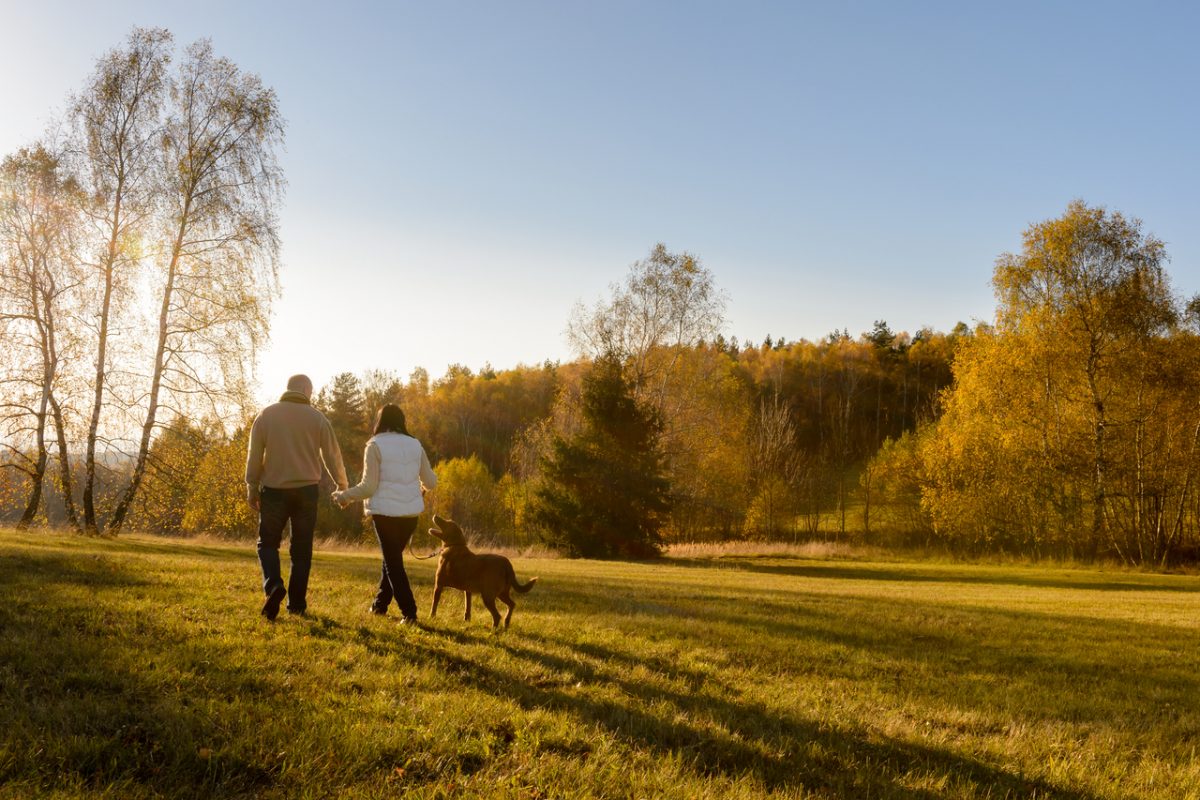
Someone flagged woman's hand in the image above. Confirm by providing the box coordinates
[331,490,350,509]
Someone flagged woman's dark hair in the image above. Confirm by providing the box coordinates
[373,404,410,436]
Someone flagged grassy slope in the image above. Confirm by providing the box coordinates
[1,529,1198,800]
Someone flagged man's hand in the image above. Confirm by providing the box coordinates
[246,485,260,512]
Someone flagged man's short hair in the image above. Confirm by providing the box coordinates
[287,374,313,395]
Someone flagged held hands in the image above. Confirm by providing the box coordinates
[331,489,352,509]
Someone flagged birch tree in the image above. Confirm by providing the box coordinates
[993,201,1174,550]
[12,27,290,535]
[567,243,726,399]
[918,202,1196,562]
[71,27,172,533]
[106,39,283,532]
[0,146,84,529]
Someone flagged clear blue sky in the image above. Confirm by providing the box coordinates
[3,1,1197,400]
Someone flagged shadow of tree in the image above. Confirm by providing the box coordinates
[532,573,1200,731]
[0,549,152,589]
[3,535,1189,799]
[0,550,280,797]
[404,626,1100,799]
[664,557,1200,593]
[109,538,257,562]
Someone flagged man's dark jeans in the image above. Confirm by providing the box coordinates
[257,484,319,614]
[370,514,419,619]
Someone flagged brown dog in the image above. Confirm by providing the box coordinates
[428,515,537,628]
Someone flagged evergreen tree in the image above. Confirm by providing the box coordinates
[315,372,368,539]
[531,354,671,558]
[320,372,368,461]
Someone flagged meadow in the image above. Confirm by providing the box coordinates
[1,528,1198,799]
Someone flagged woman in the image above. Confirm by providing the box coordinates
[333,404,437,623]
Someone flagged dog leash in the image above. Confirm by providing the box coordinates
[408,496,441,559]
[407,528,441,560]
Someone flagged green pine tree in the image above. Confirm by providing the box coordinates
[316,372,369,539]
[531,354,671,558]
[322,373,368,451]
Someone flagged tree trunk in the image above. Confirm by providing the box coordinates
[49,393,79,530]
[1163,410,1200,567]
[83,197,121,534]
[40,279,79,531]
[107,201,188,533]
[17,276,53,530]
[16,461,46,529]
[40,270,80,531]
[1086,352,1109,557]
[861,463,873,537]
[17,391,50,529]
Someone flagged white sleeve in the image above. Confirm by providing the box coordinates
[338,441,381,501]
[418,445,437,490]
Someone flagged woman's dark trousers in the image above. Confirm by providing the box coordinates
[370,514,419,619]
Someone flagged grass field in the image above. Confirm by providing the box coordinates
[2,529,1199,799]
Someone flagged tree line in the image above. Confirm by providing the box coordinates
[4,34,1199,564]
[3,224,964,552]
[8,202,1198,564]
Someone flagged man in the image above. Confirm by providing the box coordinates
[245,374,348,620]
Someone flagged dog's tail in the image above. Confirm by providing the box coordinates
[508,562,538,594]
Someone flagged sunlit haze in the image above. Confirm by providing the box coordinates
[3,0,1197,402]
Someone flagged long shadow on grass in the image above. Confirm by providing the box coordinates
[4,532,257,565]
[408,625,1098,799]
[402,559,1196,794]
[0,548,152,590]
[727,600,1200,724]
[666,558,1200,593]
[0,550,281,797]
[530,576,1200,736]
[115,537,257,563]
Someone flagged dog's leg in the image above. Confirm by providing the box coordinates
[500,590,514,628]
[431,585,442,618]
[464,591,472,621]
[481,594,502,628]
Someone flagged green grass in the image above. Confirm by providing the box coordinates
[2,529,1199,799]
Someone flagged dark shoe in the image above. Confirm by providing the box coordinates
[286,608,307,617]
[261,585,286,621]
[368,605,387,616]
[399,615,418,626]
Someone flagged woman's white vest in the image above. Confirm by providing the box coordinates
[365,433,431,517]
